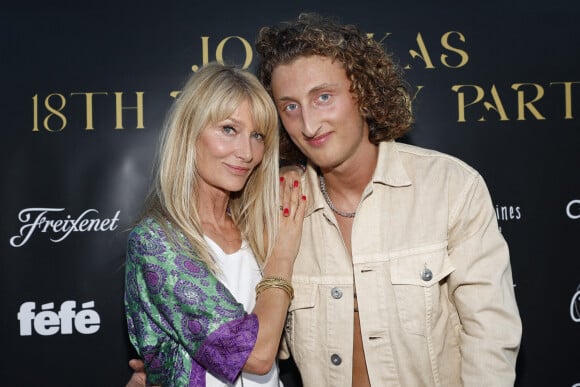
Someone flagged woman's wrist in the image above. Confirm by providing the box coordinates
[255,276,294,300]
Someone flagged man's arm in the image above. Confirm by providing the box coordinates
[447,174,522,386]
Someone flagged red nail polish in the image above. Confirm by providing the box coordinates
[302,195,307,201]
[283,208,290,216]
[280,176,285,183]
[293,180,299,188]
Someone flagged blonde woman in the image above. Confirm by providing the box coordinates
[125,63,306,386]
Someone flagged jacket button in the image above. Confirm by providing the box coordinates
[421,267,433,281]
[330,354,342,366]
[331,287,343,299]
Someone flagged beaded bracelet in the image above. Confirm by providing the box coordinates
[255,276,294,300]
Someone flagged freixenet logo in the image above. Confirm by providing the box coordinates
[9,208,120,247]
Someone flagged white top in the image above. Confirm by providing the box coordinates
[204,236,283,387]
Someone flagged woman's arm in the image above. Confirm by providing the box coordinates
[243,176,307,374]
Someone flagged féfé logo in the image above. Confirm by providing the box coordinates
[17,300,101,336]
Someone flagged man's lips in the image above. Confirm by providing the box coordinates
[305,132,332,147]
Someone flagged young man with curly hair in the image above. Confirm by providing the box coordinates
[255,13,521,387]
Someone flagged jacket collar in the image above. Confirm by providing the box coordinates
[373,141,412,187]
[302,141,412,217]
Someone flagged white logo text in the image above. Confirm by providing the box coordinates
[10,208,120,247]
[17,300,101,336]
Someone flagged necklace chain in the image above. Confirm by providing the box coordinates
[319,175,356,218]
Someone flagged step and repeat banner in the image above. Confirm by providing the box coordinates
[2,1,579,386]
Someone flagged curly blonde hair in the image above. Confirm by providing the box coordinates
[256,12,413,163]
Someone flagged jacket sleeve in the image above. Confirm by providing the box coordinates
[447,174,522,386]
[124,219,258,384]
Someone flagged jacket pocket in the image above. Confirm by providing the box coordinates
[285,282,318,354]
[389,242,455,336]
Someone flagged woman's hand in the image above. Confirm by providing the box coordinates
[268,173,307,272]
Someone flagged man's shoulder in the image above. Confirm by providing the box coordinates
[392,141,479,177]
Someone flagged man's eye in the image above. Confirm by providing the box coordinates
[318,93,330,102]
[285,103,298,112]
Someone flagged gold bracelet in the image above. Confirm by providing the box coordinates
[256,277,294,300]
[255,276,294,300]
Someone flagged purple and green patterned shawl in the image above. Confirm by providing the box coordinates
[124,217,259,386]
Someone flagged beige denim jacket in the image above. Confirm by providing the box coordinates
[280,141,522,387]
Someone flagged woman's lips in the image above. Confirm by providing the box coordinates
[225,163,251,175]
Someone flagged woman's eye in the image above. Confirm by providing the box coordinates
[252,131,265,140]
[222,125,236,134]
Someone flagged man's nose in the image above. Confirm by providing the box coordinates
[301,106,320,138]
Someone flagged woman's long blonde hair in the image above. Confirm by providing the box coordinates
[144,62,280,273]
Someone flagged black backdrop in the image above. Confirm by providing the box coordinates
[2,1,579,386]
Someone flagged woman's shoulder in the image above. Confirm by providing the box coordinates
[126,216,178,256]
[129,216,172,241]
